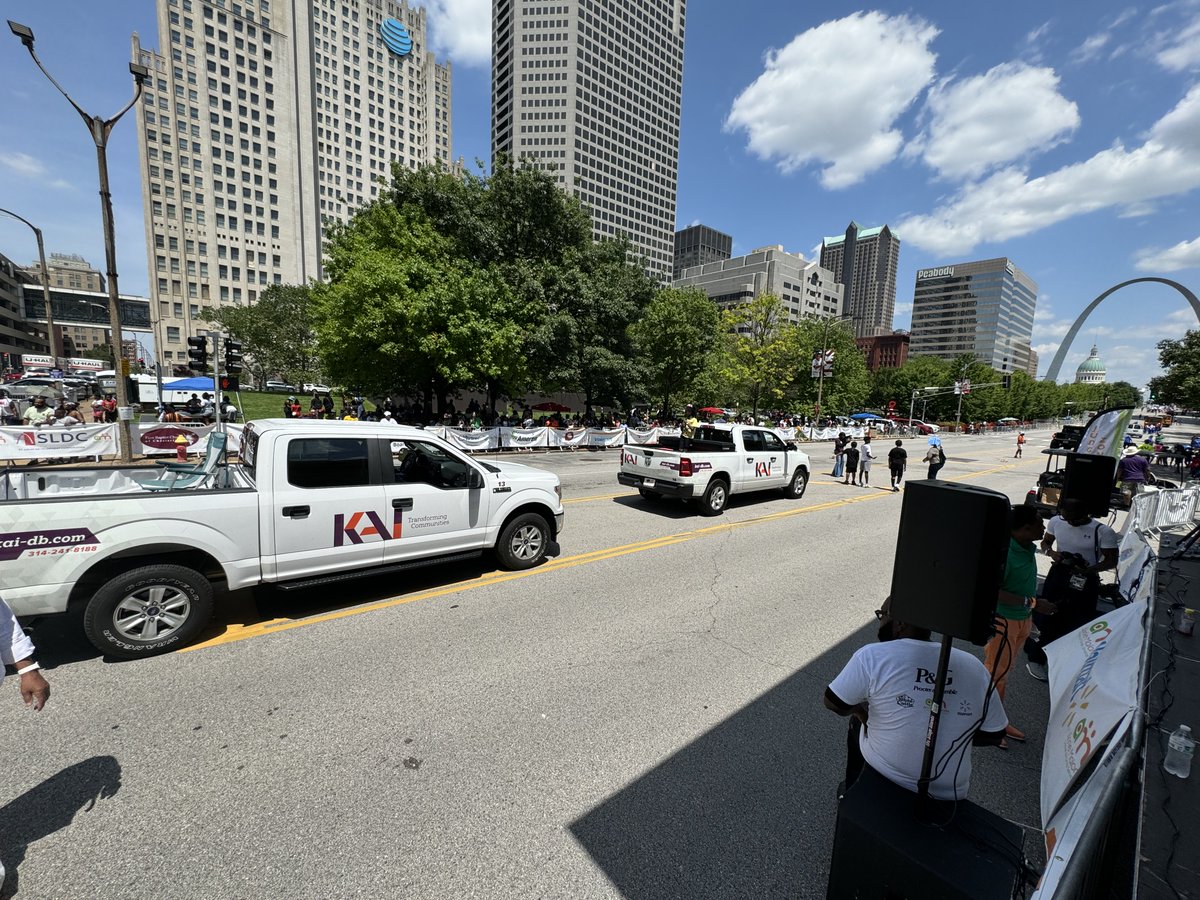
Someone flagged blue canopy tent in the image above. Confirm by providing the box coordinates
[849,412,886,421]
[164,377,216,392]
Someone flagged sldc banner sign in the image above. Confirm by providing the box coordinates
[0,425,117,460]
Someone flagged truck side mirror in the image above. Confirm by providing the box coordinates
[469,469,485,490]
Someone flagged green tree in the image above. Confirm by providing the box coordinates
[723,294,802,416]
[787,317,869,417]
[205,284,321,388]
[631,287,723,416]
[1150,331,1200,408]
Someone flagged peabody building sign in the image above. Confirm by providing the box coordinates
[916,266,955,280]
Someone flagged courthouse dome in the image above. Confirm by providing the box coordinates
[1074,346,1107,384]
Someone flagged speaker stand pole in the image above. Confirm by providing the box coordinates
[916,633,954,816]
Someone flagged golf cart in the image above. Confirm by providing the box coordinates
[1025,446,1178,517]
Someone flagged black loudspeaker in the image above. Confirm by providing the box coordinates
[1062,452,1117,518]
[890,480,1010,645]
[827,766,1023,899]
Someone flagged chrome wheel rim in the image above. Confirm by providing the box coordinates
[113,585,192,642]
[510,524,544,561]
[709,484,726,509]
[793,473,807,495]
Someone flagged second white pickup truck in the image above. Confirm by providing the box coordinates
[0,419,564,657]
[618,424,810,515]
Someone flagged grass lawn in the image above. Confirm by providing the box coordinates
[228,390,293,422]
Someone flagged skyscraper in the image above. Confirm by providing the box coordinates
[673,224,731,280]
[908,258,1037,374]
[18,253,108,354]
[132,0,452,370]
[819,222,900,339]
[491,0,687,282]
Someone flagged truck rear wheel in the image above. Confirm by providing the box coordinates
[700,479,728,516]
[83,564,214,659]
[495,512,550,570]
[784,468,809,499]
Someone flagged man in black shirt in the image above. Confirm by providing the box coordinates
[888,440,907,492]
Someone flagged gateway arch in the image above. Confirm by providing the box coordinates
[1044,277,1200,383]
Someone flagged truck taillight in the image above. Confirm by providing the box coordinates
[679,457,693,477]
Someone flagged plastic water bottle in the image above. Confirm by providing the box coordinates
[1164,725,1195,778]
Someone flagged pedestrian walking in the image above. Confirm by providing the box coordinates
[1014,431,1026,458]
[859,436,876,487]
[888,440,907,492]
[832,432,847,478]
[843,441,861,486]
[923,437,946,479]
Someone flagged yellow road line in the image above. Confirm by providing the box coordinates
[186,460,1039,652]
[183,487,897,652]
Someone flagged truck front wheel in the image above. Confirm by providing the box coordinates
[84,564,215,659]
[784,468,809,499]
[495,512,550,570]
[700,479,729,516]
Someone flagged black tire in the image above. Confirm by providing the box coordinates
[784,467,809,499]
[495,512,550,570]
[83,564,215,659]
[700,478,729,516]
[638,488,661,501]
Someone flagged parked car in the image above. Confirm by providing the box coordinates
[302,383,331,394]
[0,419,565,657]
[264,380,296,393]
[893,418,939,435]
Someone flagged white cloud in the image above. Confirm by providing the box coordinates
[1156,11,1200,71]
[914,63,1080,180]
[1071,32,1111,64]
[0,152,46,178]
[725,12,938,189]
[417,0,491,67]
[1135,235,1200,271]
[897,83,1200,256]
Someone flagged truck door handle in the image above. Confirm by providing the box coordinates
[392,497,414,510]
[770,456,777,462]
[282,505,310,519]
[746,457,754,463]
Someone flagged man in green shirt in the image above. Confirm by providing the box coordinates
[983,505,1045,748]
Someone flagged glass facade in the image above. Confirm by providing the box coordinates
[909,258,1037,374]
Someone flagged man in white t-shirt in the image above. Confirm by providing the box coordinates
[824,602,1007,802]
[1041,498,1119,569]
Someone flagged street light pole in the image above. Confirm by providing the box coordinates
[811,313,854,439]
[0,208,60,363]
[10,19,148,462]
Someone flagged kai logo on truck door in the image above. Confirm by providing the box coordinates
[754,461,772,477]
[333,510,403,546]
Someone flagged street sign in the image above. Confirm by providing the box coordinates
[887,400,897,410]
[961,379,971,395]
[119,358,131,376]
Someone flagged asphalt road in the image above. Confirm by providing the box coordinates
[3,428,1062,899]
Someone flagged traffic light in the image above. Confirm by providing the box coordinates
[223,338,244,374]
[219,374,240,392]
[1002,374,1012,390]
[187,335,209,370]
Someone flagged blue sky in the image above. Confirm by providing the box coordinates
[2,1,1199,392]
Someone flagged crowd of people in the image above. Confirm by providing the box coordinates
[0,392,119,429]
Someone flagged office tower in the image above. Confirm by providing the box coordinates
[673,244,843,331]
[491,0,687,282]
[909,258,1037,374]
[819,221,900,339]
[19,253,108,353]
[673,224,731,279]
[132,0,452,369]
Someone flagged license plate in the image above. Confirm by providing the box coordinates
[643,479,655,487]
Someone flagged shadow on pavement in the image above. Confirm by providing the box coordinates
[569,620,1045,899]
[0,755,122,900]
[610,493,777,519]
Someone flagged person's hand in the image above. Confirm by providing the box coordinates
[20,670,50,711]
[1038,600,1058,615]
[1046,549,1062,563]
[851,703,869,733]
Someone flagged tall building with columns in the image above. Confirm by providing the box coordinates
[491,0,687,282]
[132,0,451,370]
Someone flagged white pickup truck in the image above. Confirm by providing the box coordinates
[617,424,811,515]
[0,419,564,658]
